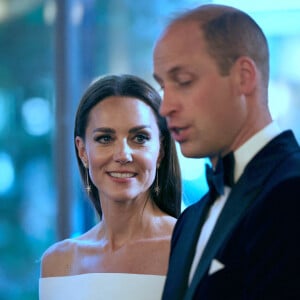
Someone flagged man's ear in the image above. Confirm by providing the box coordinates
[234,56,257,95]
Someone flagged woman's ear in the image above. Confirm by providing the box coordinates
[234,56,257,95]
[75,136,87,166]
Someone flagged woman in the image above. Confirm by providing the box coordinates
[39,74,181,300]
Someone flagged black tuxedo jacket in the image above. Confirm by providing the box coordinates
[162,130,300,300]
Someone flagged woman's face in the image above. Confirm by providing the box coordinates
[76,96,162,204]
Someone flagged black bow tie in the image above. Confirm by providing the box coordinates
[205,152,235,201]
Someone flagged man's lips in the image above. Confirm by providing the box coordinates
[169,126,189,142]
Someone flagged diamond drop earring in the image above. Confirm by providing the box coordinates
[154,167,160,196]
[83,162,91,194]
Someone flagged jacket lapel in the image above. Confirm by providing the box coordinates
[164,195,212,299]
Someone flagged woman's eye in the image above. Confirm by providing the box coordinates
[95,135,112,144]
[134,134,150,144]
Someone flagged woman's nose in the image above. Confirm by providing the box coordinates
[113,140,133,164]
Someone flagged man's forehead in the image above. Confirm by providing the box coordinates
[154,21,205,65]
[159,20,197,41]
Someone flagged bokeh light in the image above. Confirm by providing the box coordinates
[0,152,15,194]
[21,97,52,136]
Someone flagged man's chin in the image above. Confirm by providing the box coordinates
[179,143,200,159]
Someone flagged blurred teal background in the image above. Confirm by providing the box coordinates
[0,0,299,299]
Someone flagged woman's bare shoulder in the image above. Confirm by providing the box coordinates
[162,214,177,228]
[41,238,76,260]
[40,225,101,277]
[150,213,177,238]
[40,238,77,278]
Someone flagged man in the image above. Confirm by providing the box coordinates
[153,4,300,299]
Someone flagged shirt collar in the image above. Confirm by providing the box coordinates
[233,121,282,182]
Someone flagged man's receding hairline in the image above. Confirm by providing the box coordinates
[167,4,240,27]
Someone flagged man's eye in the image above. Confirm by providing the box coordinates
[178,80,192,86]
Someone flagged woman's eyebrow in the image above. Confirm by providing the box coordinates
[129,125,151,134]
[92,127,115,134]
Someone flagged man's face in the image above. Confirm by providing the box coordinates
[153,21,246,159]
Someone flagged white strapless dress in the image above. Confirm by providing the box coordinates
[39,273,166,300]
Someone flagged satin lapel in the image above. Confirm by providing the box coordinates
[185,130,298,300]
[166,195,212,299]
[185,176,261,299]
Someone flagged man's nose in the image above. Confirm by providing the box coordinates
[159,86,177,117]
[113,140,133,164]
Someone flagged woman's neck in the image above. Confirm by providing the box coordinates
[97,198,160,251]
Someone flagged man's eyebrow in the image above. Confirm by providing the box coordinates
[153,66,186,83]
[168,66,184,75]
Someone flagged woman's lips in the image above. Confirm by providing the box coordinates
[108,172,137,178]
